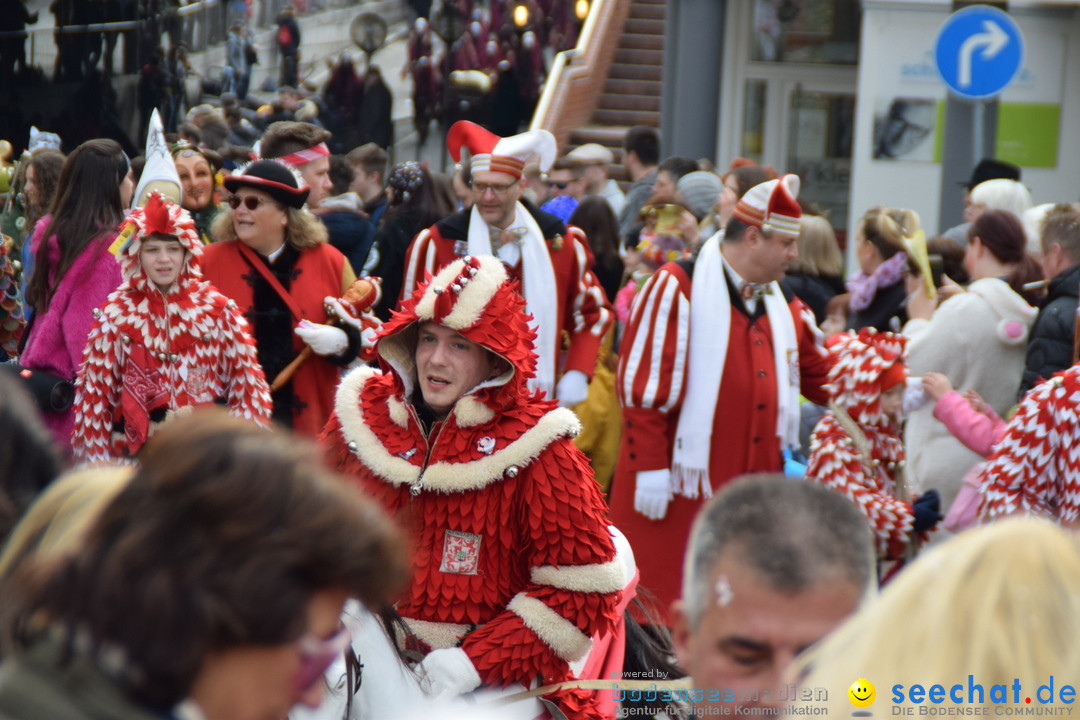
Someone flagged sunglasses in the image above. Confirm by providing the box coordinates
[292,623,352,693]
[228,195,271,210]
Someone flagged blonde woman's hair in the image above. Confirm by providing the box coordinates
[790,518,1080,714]
[0,465,133,582]
[858,206,920,260]
[211,203,328,250]
[789,215,843,276]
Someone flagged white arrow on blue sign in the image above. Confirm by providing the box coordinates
[935,5,1024,100]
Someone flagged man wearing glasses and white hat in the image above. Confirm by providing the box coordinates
[400,121,612,407]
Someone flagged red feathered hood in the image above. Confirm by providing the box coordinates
[115,192,203,295]
[825,327,907,428]
[376,255,540,410]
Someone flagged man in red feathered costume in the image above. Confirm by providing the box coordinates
[71,193,272,462]
[322,254,628,720]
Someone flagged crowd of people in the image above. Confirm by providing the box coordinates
[1,63,1080,719]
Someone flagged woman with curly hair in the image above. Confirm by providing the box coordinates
[201,161,361,436]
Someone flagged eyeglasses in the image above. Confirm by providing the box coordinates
[228,195,270,211]
[472,180,518,197]
[292,623,352,693]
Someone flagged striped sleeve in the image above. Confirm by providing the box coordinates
[562,227,614,376]
[806,419,914,560]
[399,227,439,306]
[615,265,692,472]
[219,299,273,426]
[71,313,125,463]
[978,375,1078,523]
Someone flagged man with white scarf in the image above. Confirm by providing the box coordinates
[609,175,833,618]
[400,121,612,406]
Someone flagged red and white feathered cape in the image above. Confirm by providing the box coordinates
[323,367,623,718]
[806,413,913,560]
[322,256,623,719]
[978,369,1080,524]
[71,200,271,462]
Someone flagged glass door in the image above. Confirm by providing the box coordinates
[783,81,855,247]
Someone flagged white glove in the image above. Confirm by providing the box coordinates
[556,369,590,407]
[416,647,482,699]
[634,469,673,521]
[295,320,348,356]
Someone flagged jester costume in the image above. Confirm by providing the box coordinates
[323,256,626,720]
[805,329,915,560]
[978,367,1080,524]
[71,194,271,462]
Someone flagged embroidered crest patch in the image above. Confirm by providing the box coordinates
[182,366,212,396]
[440,530,482,575]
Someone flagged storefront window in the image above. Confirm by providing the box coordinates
[752,0,860,65]
[788,88,855,245]
[741,80,767,161]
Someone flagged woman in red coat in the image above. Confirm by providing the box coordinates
[202,160,360,436]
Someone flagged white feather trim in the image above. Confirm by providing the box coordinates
[400,617,471,651]
[507,594,593,663]
[530,558,628,594]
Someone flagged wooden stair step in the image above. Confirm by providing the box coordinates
[623,17,663,35]
[599,93,660,112]
[603,77,661,96]
[615,47,663,66]
[619,33,663,51]
[628,3,665,21]
[569,126,633,146]
[594,108,660,126]
[608,62,663,82]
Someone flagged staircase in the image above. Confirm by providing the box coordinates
[567,0,664,181]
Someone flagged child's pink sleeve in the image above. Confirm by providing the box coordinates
[932,390,1006,458]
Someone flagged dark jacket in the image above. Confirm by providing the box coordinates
[849,279,908,333]
[369,210,426,321]
[782,272,846,326]
[0,636,164,720]
[319,209,375,277]
[1019,262,1080,398]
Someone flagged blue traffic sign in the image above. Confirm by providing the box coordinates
[935,5,1024,100]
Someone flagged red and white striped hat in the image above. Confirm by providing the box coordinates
[733,173,802,236]
[447,121,557,178]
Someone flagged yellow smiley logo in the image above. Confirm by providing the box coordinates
[848,678,876,708]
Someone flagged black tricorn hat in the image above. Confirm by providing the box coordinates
[223,160,310,208]
[961,158,1021,190]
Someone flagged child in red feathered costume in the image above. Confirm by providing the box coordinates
[322,255,628,720]
[805,328,942,564]
[71,193,272,463]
